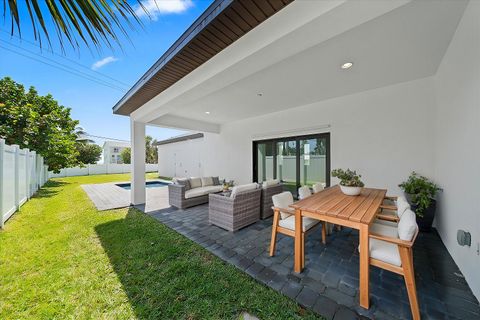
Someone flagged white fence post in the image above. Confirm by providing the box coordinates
[0,139,4,228]
[13,145,20,211]
[25,148,30,200]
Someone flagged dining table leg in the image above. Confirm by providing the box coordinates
[359,223,370,309]
[294,208,303,273]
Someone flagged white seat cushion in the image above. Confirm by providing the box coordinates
[189,177,202,189]
[298,186,312,200]
[369,239,402,266]
[230,183,258,198]
[272,192,294,219]
[184,185,223,199]
[279,216,319,232]
[201,177,214,187]
[398,209,418,241]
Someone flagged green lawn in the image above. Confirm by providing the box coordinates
[0,173,320,319]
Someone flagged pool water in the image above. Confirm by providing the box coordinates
[116,181,169,190]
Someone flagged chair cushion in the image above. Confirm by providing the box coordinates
[189,177,202,189]
[272,192,294,219]
[185,185,223,199]
[398,209,418,241]
[279,216,319,232]
[312,183,324,193]
[370,223,398,238]
[369,239,402,266]
[396,198,411,218]
[201,177,214,187]
[262,179,280,188]
[298,186,312,200]
[230,183,258,198]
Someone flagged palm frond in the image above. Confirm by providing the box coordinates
[3,0,147,50]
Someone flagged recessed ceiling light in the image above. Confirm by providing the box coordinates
[257,93,263,97]
[341,62,353,69]
[205,111,210,114]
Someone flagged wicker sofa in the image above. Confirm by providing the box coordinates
[208,183,261,231]
[168,177,223,209]
[260,180,284,219]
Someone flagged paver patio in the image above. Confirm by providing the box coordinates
[146,203,480,320]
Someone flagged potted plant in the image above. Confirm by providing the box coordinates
[331,168,365,196]
[399,172,441,232]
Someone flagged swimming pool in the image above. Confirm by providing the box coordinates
[116,180,170,190]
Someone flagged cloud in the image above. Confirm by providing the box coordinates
[91,56,119,70]
[135,0,194,20]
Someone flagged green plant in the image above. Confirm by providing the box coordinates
[399,172,441,217]
[331,168,365,187]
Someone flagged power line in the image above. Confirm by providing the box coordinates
[0,44,127,92]
[1,29,131,87]
[0,40,128,91]
[84,134,130,142]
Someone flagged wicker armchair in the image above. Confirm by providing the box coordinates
[209,188,261,231]
[260,183,283,219]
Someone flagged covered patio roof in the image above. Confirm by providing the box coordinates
[122,0,467,133]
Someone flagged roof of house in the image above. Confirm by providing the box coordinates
[102,140,131,149]
[112,0,292,116]
[154,133,204,146]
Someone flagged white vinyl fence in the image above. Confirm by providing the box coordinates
[48,163,158,178]
[0,139,49,228]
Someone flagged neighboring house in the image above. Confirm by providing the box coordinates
[75,126,95,144]
[102,141,130,164]
[112,0,480,301]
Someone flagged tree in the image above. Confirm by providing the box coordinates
[119,135,157,165]
[146,135,158,164]
[120,148,131,164]
[3,1,147,50]
[0,77,79,172]
[75,143,102,164]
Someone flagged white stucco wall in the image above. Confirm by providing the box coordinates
[191,77,436,197]
[433,0,480,299]
[157,138,204,178]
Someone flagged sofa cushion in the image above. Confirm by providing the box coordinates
[185,185,223,199]
[212,176,220,185]
[262,179,280,188]
[175,178,190,190]
[279,216,319,232]
[189,177,202,189]
[201,177,214,186]
[272,191,294,219]
[230,183,258,198]
[398,209,417,241]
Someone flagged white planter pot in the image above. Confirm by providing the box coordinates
[340,185,363,196]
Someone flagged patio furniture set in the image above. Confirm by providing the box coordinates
[169,177,421,320]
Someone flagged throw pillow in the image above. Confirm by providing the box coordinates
[201,177,214,186]
[189,177,202,189]
[212,176,220,185]
[176,179,190,190]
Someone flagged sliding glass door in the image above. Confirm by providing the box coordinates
[253,133,330,198]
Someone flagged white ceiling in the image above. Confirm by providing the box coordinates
[148,0,468,129]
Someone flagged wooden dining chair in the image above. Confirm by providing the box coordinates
[366,209,420,320]
[269,192,326,268]
[376,195,410,226]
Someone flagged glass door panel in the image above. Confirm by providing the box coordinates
[300,137,327,188]
[277,140,297,196]
[256,142,274,183]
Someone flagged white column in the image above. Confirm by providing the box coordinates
[130,119,146,205]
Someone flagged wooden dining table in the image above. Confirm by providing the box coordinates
[290,185,387,309]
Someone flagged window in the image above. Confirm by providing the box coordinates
[113,147,120,153]
[253,133,330,197]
